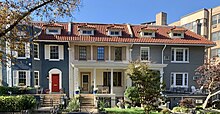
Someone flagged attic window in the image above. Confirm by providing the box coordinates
[169,32,184,38]
[141,31,155,37]
[80,29,94,35]
[108,30,122,36]
[173,33,182,37]
[46,27,61,35]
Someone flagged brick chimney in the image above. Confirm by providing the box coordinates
[156,12,167,25]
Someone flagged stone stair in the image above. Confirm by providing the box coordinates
[33,94,66,114]
[80,94,98,114]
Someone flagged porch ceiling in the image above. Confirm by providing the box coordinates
[71,61,167,69]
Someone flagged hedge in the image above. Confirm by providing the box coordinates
[105,107,159,114]
[0,95,37,112]
[0,86,36,95]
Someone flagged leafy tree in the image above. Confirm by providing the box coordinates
[126,61,164,114]
[195,57,220,109]
[0,0,80,62]
[179,98,195,108]
[125,86,140,106]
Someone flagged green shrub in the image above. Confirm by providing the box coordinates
[0,86,36,95]
[179,98,195,108]
[0,95,36,112]
[105,107,145,114]
[172,106,189,113]
[124,86,140,106]
[66,97,80,112]
[160,108,171,114]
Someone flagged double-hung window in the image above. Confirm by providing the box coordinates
[34,43,39,59]
[18,43,26,58]
[140,47,150,61]
[50,46,59,59]
[212,15,218,25]
[103,72,122,87]
[97,46,105,60]
[79,46,87,60]
[18,71,27,86]
[171,48,189,63]
[113,72,122,86]
[171,72,188,87]
[115,47,122,61]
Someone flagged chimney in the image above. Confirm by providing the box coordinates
[156,12,167,25]
[68,22,72,35]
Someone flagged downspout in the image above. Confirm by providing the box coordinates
[162,45,167,64]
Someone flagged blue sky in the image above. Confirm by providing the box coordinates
[42,0,220,24]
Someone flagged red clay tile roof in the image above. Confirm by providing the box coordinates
[43,23,64,27]
[33,22,215,46]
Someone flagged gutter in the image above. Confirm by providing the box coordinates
[162,45,167,64]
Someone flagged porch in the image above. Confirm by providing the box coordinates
[69,61,167,107]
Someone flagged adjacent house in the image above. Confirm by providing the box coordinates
[169,6,220,60]
[1,20,214,108]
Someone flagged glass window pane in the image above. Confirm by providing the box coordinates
[97,47,105,60]
[18,43,25,57]
[18,71,26,86]
[176,49,184,61]
[141,48,149,61]
[212,15,217,25]
[79,46,87,60]
[176,74,183,86]
[50,46,59,59]
[115,47,122,61]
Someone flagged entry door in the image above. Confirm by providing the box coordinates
[52,74,59,92]
[82,74,89,92]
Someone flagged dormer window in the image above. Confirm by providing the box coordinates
[169,27,186,38]
[46,27,61,35]
[108,30,122,36]
[141,31,155,37]
[169,32,184,38]
[80,29,94,35]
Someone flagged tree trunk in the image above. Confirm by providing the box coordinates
[202,90,220,109]
[202,93,211,109]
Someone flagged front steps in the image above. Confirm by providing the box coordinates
[80,94,98,114]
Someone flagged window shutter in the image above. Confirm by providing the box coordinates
[171,73,174,86]
[13,71,18,86]
[59,45,64,60]
[12,51,18,58]
[26,71,31,86]
[45,45,50,59]
[25,43,30,58]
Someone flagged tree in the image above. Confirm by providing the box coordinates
[195,57,220,109]
[125,86,140,106]
[0,0,80,62]
[126,61,164,114]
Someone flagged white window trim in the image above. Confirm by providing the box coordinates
[34,71,40,87]
[16,70,30,87]
[34,43,40,60]
[171,72,188,88]
[108,30,122,36]
[140,47,150,62]
[46,27,61,35]
[140,31,155,37]
[80,29,94,36]
[171,47,189,63]
[169,32,184,38]
[49,45,60,61]
[17,43,30,59]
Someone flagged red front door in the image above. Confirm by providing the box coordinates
[52,74,59,92]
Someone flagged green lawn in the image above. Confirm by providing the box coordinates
[105,107,160,114]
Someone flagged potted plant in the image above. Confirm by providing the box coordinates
[93,88,98,94]
[75,88,80,94]
[98,100,107,114]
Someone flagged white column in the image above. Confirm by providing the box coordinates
[160,69,164,88]
[111,96,116,107]
[72,44,75,60]
[74,67,79,95]
[126,46,129,61]
[108,46,111,61]
[110,68,113,94]
[91,45,93,60]
[93,68,96,90]
[129,49,133,61]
